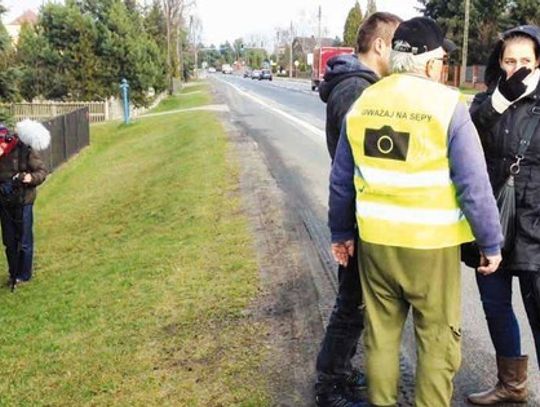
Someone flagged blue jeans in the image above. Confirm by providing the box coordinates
[316,240,364,387]
[476,268,540,369]
[0,204,34,281]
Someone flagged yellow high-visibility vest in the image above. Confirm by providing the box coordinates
[346,74,474,249]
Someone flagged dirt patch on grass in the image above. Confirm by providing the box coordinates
[221,117,325,406]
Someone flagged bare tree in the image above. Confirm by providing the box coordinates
[162,0,195,79]
[189,14,203,70]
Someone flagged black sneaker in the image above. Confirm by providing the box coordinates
[346,369,367,400]
[315,384,369,407]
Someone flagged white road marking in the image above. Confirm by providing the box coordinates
[212,76,325,146]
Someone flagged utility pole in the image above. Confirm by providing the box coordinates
[163,0,172,92]
[177,24,182,80]
[460,0,470,87]
[289,20,294,78]
[317,5,322,48]
[189,16,198,78]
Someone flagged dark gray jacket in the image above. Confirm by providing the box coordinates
[319,54,378,160]
[0,142,47,205]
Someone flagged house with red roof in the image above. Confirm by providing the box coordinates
[6,10,38,44]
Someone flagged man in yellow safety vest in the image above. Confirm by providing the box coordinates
[328,17,503,407]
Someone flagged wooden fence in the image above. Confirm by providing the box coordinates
[0,92,168,124]
[40,107,90,172]
[2,101,107,123]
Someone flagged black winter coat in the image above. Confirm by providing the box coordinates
[319,54,378,160]
[0,142,48,205]
[470,82,540,272]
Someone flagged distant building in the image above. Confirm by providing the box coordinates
[292,36,335,56]
[274,35,337,74]
[5,10,38,44]
[292,36,335,68]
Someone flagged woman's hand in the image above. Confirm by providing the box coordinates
[498,67,531,101]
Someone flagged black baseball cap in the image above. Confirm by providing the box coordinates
[392,17,457,55]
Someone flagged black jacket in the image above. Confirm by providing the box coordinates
[470,25,540,271]
[0,142,47,205]
[319,54,378,160]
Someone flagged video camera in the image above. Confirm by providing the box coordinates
[0,173,24,206]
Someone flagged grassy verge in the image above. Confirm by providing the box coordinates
[0,83,271,406]
[459,86,480,95]
[149,83,212,113]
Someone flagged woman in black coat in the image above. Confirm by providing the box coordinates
[467,25,540,405]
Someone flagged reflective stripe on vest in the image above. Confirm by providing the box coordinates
[346,74,474,249]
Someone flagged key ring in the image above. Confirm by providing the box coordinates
[509,155,524,175]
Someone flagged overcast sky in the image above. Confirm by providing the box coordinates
[195,0,422,46]
[4,0,423,46]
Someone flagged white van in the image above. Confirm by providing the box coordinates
[221,64,233,74]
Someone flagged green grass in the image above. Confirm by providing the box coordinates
[149,83,212,113]
[0,85,271,406]
[459,86,480,95]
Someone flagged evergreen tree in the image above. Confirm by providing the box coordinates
[144,0,167,49]
[219,41,235,64]
[508,0,540,26]
[365,0,377,17]
[0,1,19,103]
[0,1,19,125]
[419,0,510,65]
[244,48,267,68]
[20,0,168,105]
[343,1,363,47]
[233,38,243,62]
[199,45,221,68]
[15,23,51,101]
[123,0,138,14]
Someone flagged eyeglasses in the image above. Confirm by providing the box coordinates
[434,56,449,66]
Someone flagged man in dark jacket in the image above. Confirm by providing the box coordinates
[0,121,49,287]
[315,12,401,407]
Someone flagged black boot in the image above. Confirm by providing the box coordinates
[315,382,370,407]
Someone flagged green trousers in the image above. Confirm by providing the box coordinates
[358,241,462,407]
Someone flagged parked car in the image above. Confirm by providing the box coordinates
[251,70,261,80]
[243,68,252,78]
[208,67,216,73]
[222,64,233,74]
[259,69,273,81]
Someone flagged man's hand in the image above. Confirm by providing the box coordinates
[331,239,355,267]
[477,252,502,275]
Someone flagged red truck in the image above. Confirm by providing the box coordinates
[311,47,355,91]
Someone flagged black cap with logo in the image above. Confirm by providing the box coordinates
[392,17,457,55]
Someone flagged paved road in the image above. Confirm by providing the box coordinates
[208,73,540,406]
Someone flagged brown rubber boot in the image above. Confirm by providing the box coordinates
[467,355,528,405]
